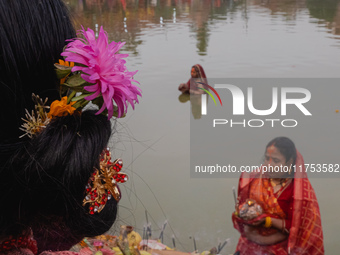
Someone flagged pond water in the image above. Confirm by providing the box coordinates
[66,0,340,254]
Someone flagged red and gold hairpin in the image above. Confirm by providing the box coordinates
[83,148,128,214]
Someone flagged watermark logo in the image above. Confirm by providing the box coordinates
[197,82,223,115]
[199,84,312,128]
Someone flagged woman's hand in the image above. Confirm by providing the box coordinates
[244,225,261,242]
[247,216,266,226]
[244,225,287,245]
[178,83,189,92]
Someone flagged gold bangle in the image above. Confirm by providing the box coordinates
[264,217,272,228]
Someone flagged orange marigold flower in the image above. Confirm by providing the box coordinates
[57,59,75,84]
[58,59,75,67]
[48,96,76,118]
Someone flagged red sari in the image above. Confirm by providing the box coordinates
[232,150,324,255]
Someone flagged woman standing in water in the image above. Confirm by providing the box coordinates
[178,64,207,94]
[0,0,141,254]
[233,137,324,255]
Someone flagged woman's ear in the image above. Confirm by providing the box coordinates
[286,158,294,176]
[286,158,293,167]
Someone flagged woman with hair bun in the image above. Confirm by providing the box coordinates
[0,0,141,254]
[232,137,324,255]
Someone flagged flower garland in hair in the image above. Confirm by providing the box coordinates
[58,26,141,119]
[21,26,141,138]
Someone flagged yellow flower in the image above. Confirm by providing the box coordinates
[57,59,74,84]
[47,96,76,118]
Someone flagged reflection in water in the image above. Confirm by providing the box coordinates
[67,0,243,56]
[188,1,211,56]
[306,0,340,37]
[190,94,204,119]
[331,4,340,35]
[251,0,306,16]
[307,0,340,22]
[178,93,203,119]
[66,0,340,58]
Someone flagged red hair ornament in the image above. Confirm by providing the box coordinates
[83,148,128,214]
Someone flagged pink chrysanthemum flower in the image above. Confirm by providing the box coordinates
[61,26,141,118]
